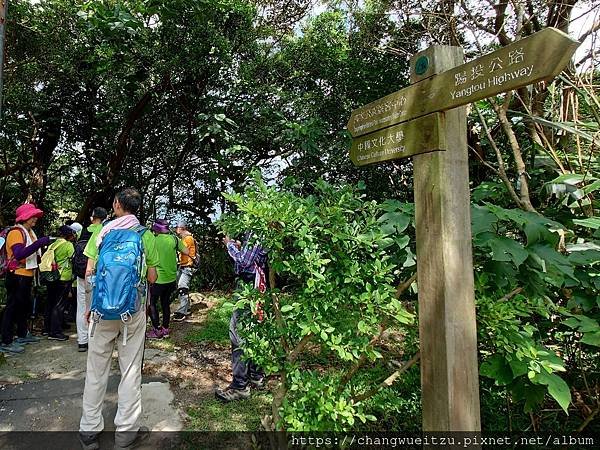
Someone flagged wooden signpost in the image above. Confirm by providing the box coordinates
[347,27,579,431]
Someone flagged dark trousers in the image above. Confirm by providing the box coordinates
[1,272,33,345]
[229,278,264,388]
[148,281,176,329]
[65,285,77,322]
[44,280,70,336]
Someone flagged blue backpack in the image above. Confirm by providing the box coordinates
[90,225,147,344]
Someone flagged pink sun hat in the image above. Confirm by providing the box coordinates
[15,203,44,223]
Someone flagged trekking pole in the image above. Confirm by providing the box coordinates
[30,277,38,333]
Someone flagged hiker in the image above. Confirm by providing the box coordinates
[172,221,197,322]
[146,219,188,339]
[73,207,107,352]
[79,188,158,450]
[0,203,51,354]
[42,225,76,341]
[64,222,83,324]
[216,232,267,402]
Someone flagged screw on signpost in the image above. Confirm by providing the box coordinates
[346,27,580,435]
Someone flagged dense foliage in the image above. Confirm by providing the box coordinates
[219,178,600,431]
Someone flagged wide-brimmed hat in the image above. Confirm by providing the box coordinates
[15,203,44,223]
[151,220,170,234]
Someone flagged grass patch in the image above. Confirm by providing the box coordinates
[185,297,234,345]
[146,338,175,352]
[14,369,37,381]
[186,391,272,431]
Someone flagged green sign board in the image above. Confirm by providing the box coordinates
[350,113,445,166]
[347,27,579,137]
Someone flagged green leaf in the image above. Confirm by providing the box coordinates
[280,304,294,313]
[488,236,529,267]
[583,180,600,195]
[510,112,600,145]
[511,380,546,413]
[509,359,528,378]
[580,332,600,347]
[573,315,600,332]
[480,355,513,385]
[377,211,410,233]
[547,173,589,186]
[528,244,576,283]
[471,205,498,236]
[533,371,571,414]
[521,212,561,246]
[562,317,581,329]
[567,249,600,266]
[573,218,600,229]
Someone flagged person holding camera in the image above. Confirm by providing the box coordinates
[0,203,51,354]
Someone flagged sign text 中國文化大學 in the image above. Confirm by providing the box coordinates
[350,112,446,166]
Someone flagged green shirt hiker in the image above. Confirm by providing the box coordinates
[84,227,159,278]
[53,238,75,281]
[154,233,187,284]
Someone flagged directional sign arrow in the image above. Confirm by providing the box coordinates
[347,27,580,137]
[350,112,446,166]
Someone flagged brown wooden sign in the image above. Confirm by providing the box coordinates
[347,27,579,137]
[345,28,581,433]
[350,112,445,166]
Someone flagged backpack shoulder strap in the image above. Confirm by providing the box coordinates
[132,225,147,235]
[8,226,27,243]
[78,229,93,243]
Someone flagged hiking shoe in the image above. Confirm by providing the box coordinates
[215,385,250,402]
[0,342,25,354]
[114,426,150,450]
[160,327,170,338]
[249,376,266,390]
[172,313,186,322]
[78,431,100,450]
[15,333,41,345]
[48,333,69,341]
[78,343,89,352]
[145,328,163,339]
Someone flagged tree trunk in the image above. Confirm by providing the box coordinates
[27,110,63,233]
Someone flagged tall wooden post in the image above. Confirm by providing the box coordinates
[411,46,481,431]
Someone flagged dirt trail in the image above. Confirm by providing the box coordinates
[0,292,232,433]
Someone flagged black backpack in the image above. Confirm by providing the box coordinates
[72,228,93,279]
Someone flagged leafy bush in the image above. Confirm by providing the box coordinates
[218,176,600,431]
[218,178,417,431]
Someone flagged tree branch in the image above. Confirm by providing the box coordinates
[474,104,524,209]
[352,352,421,403]
[288,333,313,363]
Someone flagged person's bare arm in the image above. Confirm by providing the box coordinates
[147,266,158,284]
[85,258,95,277]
